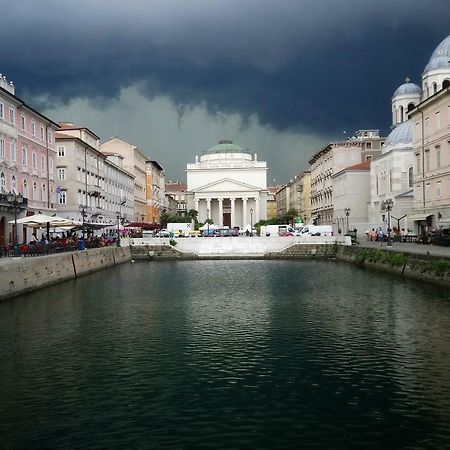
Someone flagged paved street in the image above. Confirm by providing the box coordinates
[357,239,450,258]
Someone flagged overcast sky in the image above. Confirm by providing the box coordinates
[2,0,449,184]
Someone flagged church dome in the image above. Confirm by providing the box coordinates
[393,82,422,97]
[385,121,412,149]
[423,55,450,73]
[203,139,251,155]
[428,35,450,60]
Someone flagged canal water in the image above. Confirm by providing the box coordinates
[0,260,449,450]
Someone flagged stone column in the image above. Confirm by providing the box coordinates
[230,198,236,228]
[194,198,199,213]
[206,198,211,223]
[254,196,260,223]
[218,198,223,227]
[242,197,248,229]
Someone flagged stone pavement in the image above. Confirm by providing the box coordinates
[357,239,450,258]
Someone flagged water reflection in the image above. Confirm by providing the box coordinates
[0,260,449,450]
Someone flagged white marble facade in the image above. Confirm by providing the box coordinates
[186,140,268,229]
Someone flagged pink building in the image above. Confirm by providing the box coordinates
[0,73,59,247]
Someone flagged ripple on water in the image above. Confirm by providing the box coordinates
[0,260,449,450]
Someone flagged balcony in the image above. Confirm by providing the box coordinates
[0,193,29,209]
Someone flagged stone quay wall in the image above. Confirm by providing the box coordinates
[336,246,450,288]
[0,246,132,301]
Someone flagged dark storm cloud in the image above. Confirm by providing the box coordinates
[2,0,449,136]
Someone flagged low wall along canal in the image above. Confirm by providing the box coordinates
[0,246,132,300]
[1,240,449,301]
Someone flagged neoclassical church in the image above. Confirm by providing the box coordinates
[369,34,450,232]
[186,140,268,229]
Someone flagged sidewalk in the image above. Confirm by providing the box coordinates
[357,240,450,258]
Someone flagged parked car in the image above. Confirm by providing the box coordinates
[155,229,171,237]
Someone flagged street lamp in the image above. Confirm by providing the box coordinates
[79,204,88,238]
[250,207,253,236]
[7,192,24,256]
[206,208,210,237]
[344,208,351,233]
[385,199,394,246]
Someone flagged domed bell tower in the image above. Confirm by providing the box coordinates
[391,77,422,127]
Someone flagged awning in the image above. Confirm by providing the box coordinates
[408,213,433,221]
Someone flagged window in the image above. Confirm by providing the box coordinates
[41,155,45,171]
[0,172,5,192]
[21,115,25,130]
[58,190,67,204]
[42,183,46,202]
[433,82,437,94]
[48,130,52,144]
[23,179,28,198]
[11,175,17,191]
[0,137,5,158]
[57,146,65,157]
[436,181,441,198]
[49,156,53,173]
[416,153,421,174]
[22,147,27,165]
[31,122,35,136]
[10,141,16,162]
[32,151,37,169]
[58,168,66,180]
[436,145,441,168]
[408,167,413,188]
[425,149,430,171]
[366,142,372,149]
[435,112,440,130]
[40,126,44,140]
[424,117,429,136]
[33,181,37,200]
[425,183,431,200]
[0,102,3,119]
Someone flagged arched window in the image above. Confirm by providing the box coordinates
[443,79,450,89]
[407,102,415,112]
[408,167,413,188]
[11,175,17,191]
[33,181,37,200]
[433,82,437,94]
[400,106,404,123]
[0,172,5,192]
[42,183,46,202]
[424,83,429,98]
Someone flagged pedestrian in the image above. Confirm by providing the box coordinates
[378,228,384,246]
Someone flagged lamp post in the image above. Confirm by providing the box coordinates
[7,192,24,256]
[344,207,351,233]
[385,199,394,246]
[79,204,88,239]
[206,208,210,237]
[250,208,253,236]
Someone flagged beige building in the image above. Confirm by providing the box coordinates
[146,160,165,224]
[275,184,290,218]
[100,137,147,222]
[266,185,281,219]
[55,124,133,227]
[409,87,450,230]
[309,130,383,225]
[275,173,311,224]
[165,181,187,216]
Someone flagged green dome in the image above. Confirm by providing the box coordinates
[203,140,251,155]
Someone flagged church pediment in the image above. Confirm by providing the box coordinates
[194,178,262,193]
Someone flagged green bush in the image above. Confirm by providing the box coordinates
[169,239,177,247]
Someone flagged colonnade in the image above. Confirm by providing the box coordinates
[194,196,260,229]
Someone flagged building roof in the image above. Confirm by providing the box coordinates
[393,82,422,97]
[345,161,371,171]
[166,182,187,192]
[202,139,251,155]
[0,85,59,128]
[58,122,100,140]
[424,35,450,73]
[385,120,412,147]
[147,160,164,171]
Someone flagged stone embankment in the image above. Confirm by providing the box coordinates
[266,243,336,259]
[131,245,198,260]
[0,246,131,301]
[336,245,450,288]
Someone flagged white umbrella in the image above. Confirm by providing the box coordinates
[9,213,81,228]
[199,223,218,230]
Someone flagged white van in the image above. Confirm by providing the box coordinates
[298,225,333,236]
[260,224,296,236]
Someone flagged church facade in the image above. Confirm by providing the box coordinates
[186,140,268,229]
